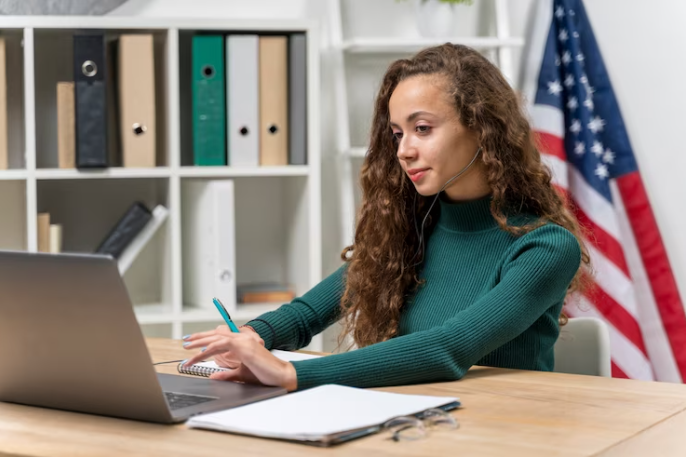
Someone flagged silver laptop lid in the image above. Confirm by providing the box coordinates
[0,250,174,423]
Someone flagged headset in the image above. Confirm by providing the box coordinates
[409,146,483,267]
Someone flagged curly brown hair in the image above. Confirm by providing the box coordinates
[338,43,591,349]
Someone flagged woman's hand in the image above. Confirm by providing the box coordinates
[181,327,298,391]
[210,325,264,368]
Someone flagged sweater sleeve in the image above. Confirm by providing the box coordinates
[245,264,347,350]
[291,225,581,390]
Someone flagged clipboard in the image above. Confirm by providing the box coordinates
[187,384,461,446]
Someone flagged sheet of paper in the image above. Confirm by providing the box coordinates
[187,384,459,441]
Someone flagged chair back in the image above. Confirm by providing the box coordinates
[554,317,611,377]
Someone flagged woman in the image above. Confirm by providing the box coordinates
[182,43,589,392]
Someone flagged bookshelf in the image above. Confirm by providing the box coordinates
[0,17,322,349]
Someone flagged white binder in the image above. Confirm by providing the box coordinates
[181,180,237,313]
[227,35,259,167]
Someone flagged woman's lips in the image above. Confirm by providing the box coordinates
[408,168,429,183]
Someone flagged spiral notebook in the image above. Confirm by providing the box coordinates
[177,349,321,377]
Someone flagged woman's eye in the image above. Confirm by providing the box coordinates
[416,125,431,134]
[392,132,403,140]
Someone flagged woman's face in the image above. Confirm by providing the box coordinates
[389,74,490,201]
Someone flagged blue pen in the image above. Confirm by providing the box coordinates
[212,297,240,333]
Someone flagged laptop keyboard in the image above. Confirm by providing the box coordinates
[164,391,217,410]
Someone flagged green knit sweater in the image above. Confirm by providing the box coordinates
[247,195,581,391]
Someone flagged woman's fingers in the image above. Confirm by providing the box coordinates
[183,338,235,367]
[182,335,224,350]
[182,325,232,342]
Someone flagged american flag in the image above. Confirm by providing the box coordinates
[521,0,686,382]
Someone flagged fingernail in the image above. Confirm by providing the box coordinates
[201,347,207,352]
[182,342,191,347]
[181,359,188,366]
[182,334,191,340]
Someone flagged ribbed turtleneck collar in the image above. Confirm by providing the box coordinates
[436,193,498,233]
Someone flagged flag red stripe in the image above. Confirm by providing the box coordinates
[552,185,632,278]
[616,172,686,380]
[570,199,631,278]
[536,132,567,161]
[582,275,649,357]
[612,362,629,379]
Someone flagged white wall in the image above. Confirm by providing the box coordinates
[109,0,686,316]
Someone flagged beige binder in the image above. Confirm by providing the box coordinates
[37,213,50,253]
[259,36,288,166]
[57,82,75,169]
[0,37,7,170]
[118,34,156,168]
[49,224,62,253]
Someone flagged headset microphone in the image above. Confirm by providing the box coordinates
[410,147,483,267]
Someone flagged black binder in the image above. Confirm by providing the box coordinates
[95,202,152,259]
[74,31,112,168]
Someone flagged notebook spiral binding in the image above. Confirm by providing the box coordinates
[177,363,224,377]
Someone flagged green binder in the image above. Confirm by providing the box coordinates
[192,35,226,166]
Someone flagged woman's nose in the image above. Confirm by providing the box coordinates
[396,137,417,161]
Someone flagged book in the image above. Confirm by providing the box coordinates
[237,282,295,304]
[117,204,168,274]
[49,224,62,254]
[56,82,75,169]
[95,202,152,259]
[240,291,295,304]
[186,384,460,446]
[37,213,50,253]
[178,349,321,377]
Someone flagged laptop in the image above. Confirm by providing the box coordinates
[0,250,287,423]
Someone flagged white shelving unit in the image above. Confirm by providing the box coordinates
[328,0,524,250]
[0,16,322,349]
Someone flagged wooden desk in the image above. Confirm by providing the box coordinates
[1,337,686,457]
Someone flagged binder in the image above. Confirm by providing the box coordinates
[56,82,75,169]
[227,35,259,167]
[181,180,236,313]
[0,36,6,170]
[95,202,153,259]
[118,34,156,168]
[288,34,307,165]
[259,36,288,166]
[192,35,226,166]
[73,31,109,168]
[117,204,168,274]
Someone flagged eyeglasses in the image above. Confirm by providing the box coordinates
[383,408,459,442]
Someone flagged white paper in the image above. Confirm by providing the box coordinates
[187,384,459,442]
